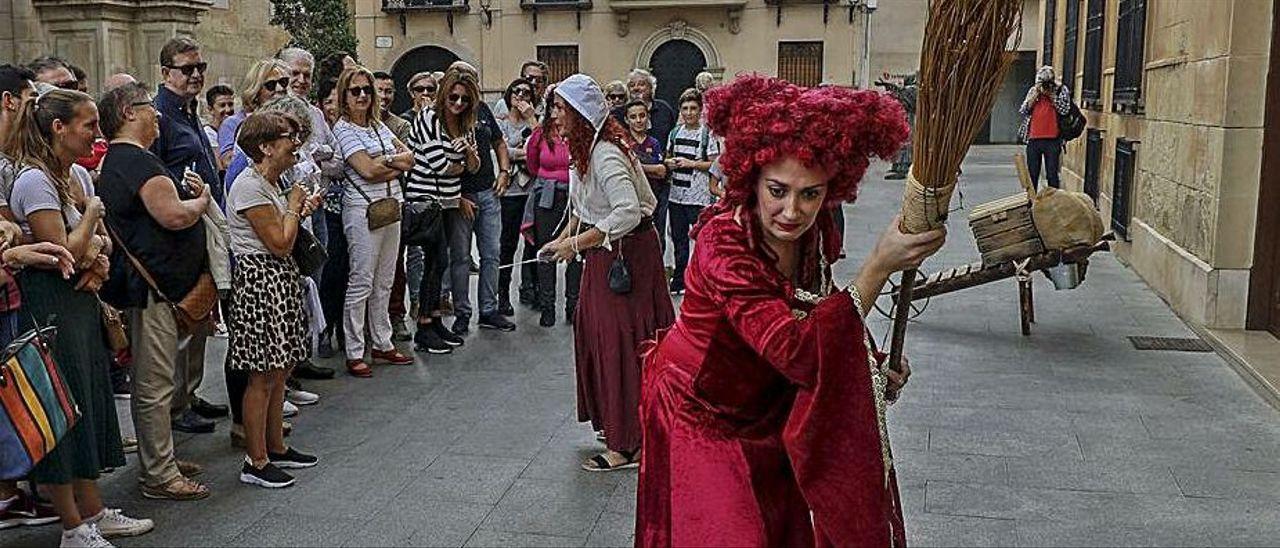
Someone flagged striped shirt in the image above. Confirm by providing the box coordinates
[406,108,464,206]
[333,119,401,203]
[667,124,719,206]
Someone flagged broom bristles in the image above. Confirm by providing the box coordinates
[912,0,1024,189]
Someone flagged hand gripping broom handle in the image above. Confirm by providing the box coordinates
[887,269,915,374]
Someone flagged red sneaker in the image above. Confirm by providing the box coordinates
[371,349,414,366]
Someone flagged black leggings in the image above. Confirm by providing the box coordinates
[534,188,581,313]
[498,194,537,305]
[319,211,348,340]
[413,208,450,322]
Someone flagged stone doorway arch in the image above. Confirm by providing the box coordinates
[389,45,461,115]
[635,20,723,106]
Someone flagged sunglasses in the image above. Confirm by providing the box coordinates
[277,133,302,145]
[448,93,472,106]
[263,77,290,93]
[607,93,627,101]
[412,85,437,94]
[348,85,375,97]
[130,100,154,108]
[514,88,533,98]
[54,80,80,90]
[165,62,208,77]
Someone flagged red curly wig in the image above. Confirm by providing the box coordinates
[697,74,909,275]
[561,106,633,177]
[704,74,909,209]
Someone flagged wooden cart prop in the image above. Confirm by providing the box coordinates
[884,154,1110,336]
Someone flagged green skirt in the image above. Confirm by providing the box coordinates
[17,270,124,483]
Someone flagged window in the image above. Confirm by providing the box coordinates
[537,45,579,84]
[1062,0,1080,100]
[778,42,823,87]
[1113,0,1147,112]
[1084,129,1103,202]
[1112,138,1137,239]
[1081,0,1105,109]
[1042,0,1057,67]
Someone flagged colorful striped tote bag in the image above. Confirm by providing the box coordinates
[0,325,80,480]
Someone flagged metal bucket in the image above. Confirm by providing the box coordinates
[1046,262,1082,290]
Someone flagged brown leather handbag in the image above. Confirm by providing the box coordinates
[108,225,218,331]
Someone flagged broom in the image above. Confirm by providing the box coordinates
[888,0,1025,372]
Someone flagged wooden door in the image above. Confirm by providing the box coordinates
[1247,0,1280,338]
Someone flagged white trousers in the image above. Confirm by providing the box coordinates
[342,201,401,360]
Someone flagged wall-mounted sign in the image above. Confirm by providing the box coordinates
[375,36,394,49]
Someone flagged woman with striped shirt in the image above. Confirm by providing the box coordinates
[405,69,478,353]
[333,66,416,377]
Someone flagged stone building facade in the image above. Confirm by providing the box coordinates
[1040,0,1278,337]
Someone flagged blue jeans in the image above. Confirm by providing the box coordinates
[448,190,502,320]
[1026,138,1062,189]
[651,181,670,253]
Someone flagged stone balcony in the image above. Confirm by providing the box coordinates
[381,0,470,12]
[607,0,746,11]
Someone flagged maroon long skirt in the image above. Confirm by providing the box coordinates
[574,224,676,453]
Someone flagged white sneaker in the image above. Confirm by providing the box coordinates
[60,522,114,548]
[285,387,320,406]
[282,400,299,418]
[87,508,153,539]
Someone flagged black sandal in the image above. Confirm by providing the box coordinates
[581,450,638,472]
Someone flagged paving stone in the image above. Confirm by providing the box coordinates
[905,513,1017,547]
[1005,458,1182,495]
[229,509,362,547]
[483,476,618,538]
[1015,520,1213,547]
[405,453,529,505]
[344,499,492,547]
[924,480,1189,524]
[1169,466,1280,501]
[463,528,586,547]
[585,511,635,548]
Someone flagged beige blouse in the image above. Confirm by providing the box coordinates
[569,141,656,249]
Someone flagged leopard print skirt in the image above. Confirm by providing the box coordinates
[228,254,310,372]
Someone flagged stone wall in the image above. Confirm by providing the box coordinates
[1050,0,1273,328]
[195,0,291,93]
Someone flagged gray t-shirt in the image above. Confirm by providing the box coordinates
[10,164,94,235]
[226,166,288,256]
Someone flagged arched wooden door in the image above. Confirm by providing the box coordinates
[390,45,460,116]
[648,39,706,109]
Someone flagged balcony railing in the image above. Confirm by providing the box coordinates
[608,0,746,9]
[382,0,469,12]
[519,0,592,10]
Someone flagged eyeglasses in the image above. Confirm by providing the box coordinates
[347,85,375,97]
[606,93,627,101]
[165,63,208,77]
[277,133,302,145]
[448,93,472,106]
[263,77,290,93]
[130,100,154,108]
[412,85,437,94]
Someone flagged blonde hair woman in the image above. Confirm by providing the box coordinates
[333,66,416,376]
[603,80,628,110]
[216,59,290,168]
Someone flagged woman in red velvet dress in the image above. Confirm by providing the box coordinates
[635,75,947,547]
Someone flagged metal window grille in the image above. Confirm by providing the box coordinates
[1042,0,1057,67]
[1081,0,1106,108]
[778,42,824,87]
[1112,138,1137,239]
[1112,0,1147,113]
[537,45,579,84]
[1063,0,1080,99]
[1084,129,1103,204]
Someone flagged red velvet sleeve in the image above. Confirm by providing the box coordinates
[699,218,859,388]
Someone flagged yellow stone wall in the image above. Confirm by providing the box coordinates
[1046,0,1273,328]
[196,0,293,93]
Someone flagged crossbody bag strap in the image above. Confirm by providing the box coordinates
[105,222,175,304]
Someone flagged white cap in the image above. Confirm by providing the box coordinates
[554,74,609,134]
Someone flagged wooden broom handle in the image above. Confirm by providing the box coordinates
[887,269,914,374]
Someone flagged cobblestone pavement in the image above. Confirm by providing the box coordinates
[4,145,1279,547]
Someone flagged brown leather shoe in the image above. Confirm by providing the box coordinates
[346,359,373,377]
[371,349,414,366]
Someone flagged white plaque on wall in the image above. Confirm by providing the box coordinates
[375,36,393,49]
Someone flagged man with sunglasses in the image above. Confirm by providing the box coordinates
[148,36,229,436]
[27,56,78,91]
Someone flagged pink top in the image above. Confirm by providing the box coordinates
[524,126,571,185]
